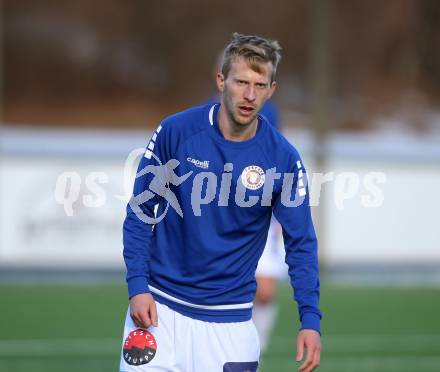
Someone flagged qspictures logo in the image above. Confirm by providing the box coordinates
[54,148,387,219]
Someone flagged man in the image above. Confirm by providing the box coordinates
[121,33,322,372]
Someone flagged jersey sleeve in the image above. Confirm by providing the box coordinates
[272,153,322,333]
[123,122,171,299]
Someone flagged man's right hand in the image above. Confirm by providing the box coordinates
[130,293,158,328]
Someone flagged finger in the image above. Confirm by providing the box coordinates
[299,348,314,372]
[132,308,152,329]
[310,346,321,371]
[296,335,304,362]
[138,311,152,328]
[301,346,320,372]
[150,301,158,327]
[130,312,141,328]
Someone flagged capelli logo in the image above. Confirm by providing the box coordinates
[187,157,210,169]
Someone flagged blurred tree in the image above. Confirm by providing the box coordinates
[2,0,440,129]
[418,0,440,95]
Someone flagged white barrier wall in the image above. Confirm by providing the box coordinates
[323,160,440,264]
[0,158,127,268]
[0,129,147,269]
[1,127,439,269]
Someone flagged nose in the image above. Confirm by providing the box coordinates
[244,85,256,102]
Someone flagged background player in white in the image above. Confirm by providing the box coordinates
[121,33,322,372]
[254,219,287,352]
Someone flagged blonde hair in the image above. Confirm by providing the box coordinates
[221,32,282,82]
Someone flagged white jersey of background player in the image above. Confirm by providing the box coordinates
[254,217,287,351]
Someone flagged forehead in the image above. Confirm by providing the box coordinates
[228,56,273,82]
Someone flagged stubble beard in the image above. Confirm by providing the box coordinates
[223,92,259,128]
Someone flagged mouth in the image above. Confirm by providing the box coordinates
[237,105,255,117]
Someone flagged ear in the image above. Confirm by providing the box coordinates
[267,81,277,99]
[216,73,225,93]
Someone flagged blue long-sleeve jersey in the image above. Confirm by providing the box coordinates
[123,104,322,332]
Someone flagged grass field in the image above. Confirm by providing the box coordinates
[0,282,439,372]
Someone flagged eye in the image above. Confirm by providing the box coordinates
[237,79,247,86]
[256,83,267,89]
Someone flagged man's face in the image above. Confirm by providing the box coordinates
[217,57,276,126]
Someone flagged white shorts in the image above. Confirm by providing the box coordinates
[119,301,260,372]
[256,220,288,279]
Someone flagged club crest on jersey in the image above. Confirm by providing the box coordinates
[240,165,265,190]
[123,329,157,366]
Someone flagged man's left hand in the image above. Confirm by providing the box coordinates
[296,329,321,371]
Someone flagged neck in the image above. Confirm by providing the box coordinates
[217,105,258,142]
